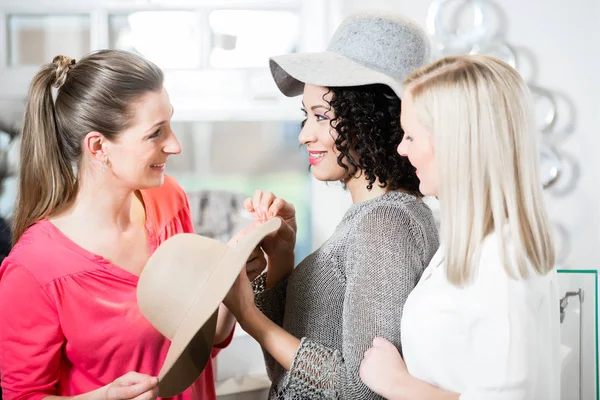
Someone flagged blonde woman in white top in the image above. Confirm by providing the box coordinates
[359,54,561,400]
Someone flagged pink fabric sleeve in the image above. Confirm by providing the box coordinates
[179,184,195,235]
[0,261,65,400]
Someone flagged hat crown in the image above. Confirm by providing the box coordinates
[137,234,227,339]
[326,12,431,83]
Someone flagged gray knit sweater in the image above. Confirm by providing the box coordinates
[253,191,440,399]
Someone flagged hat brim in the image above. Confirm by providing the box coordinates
[157,311,218,398]
[269,51,405,98]
[156,218,282,397]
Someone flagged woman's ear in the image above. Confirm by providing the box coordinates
[83,131,107,163]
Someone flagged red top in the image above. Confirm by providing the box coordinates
[0,176,232,400]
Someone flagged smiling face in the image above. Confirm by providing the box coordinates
[298,84,349,182]
[104,87,181,189]
[397,89,438,196]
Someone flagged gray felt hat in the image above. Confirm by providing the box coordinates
[269,11,432,99]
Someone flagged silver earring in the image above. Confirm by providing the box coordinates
[101,157,108,173]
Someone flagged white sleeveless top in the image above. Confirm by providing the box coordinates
[401,233,561,400]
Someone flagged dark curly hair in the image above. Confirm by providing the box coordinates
[325,84,421,195]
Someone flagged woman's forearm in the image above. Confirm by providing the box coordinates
[214,303,236,345]
[238,305,300,370]
[44,386,106,400]
[265,250,294,289]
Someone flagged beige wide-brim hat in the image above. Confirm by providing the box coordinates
[269,11,432,99]
[137,218,282,397]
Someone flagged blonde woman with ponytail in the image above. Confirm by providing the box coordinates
[359,55,560,400]
[0,51,241,400]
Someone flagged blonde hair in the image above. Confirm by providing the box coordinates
[405,54,555,286]
[14,50,163,244]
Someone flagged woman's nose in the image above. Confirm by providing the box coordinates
[163,130,181,154]
[397,137,408,156]
[298,125,317,145]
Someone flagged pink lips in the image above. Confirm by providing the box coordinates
[308,151,326,166]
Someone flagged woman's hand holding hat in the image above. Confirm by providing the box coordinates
[222,266,256,326]
[246,190,296,232]
[102,371,159,400]
[244,190,296,288]
[228,223,268,282]
[244,246,267,282]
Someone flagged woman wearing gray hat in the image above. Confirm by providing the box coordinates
[223,12,439,399]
